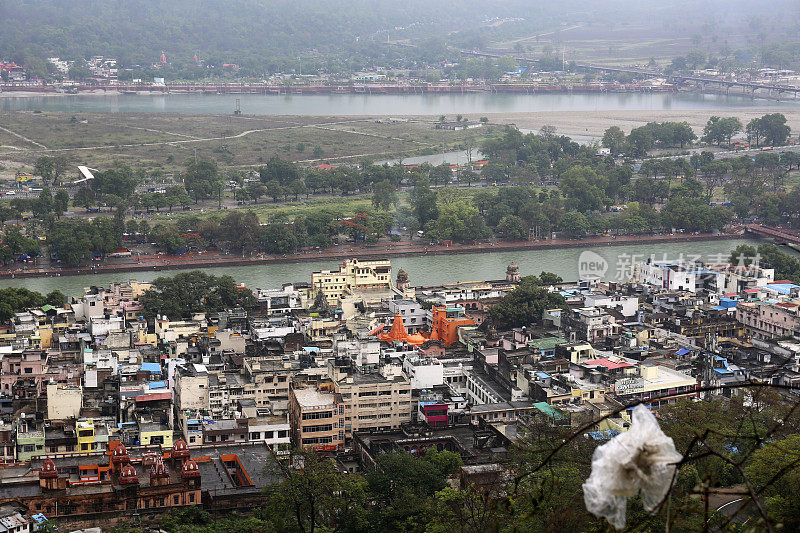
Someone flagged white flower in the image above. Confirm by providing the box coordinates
[582,404,682,530]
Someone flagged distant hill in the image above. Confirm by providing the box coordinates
[0,0,557,74]
[2,1,798,78]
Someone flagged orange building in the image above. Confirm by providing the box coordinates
[430,306,476,346]
[377,315,426,345]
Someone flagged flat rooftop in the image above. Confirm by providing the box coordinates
[293,388,335,408]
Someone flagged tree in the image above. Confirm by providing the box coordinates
[52,156,69,185]
[92,164,139,199]
[559,166,607,212]
[262,223,299,254]
[488,275,567,328]
[141,271,257,319]
[289,179,307,201]
[304,171,327,194]
[746,117,763,147]
[760,113,791,146]
[602,126,626,155]
[266,180,284,202]
[264,449,368,533]
[429,201,489,243]
[671,121,697,148]
[410,181,439,227]
[73,187,96,211]
[745,435,800,530]
[33,187,53,219]
[701,116,742,146]
[34,157,54,183]
[558,211,591,237]
[53,189,69,218]
[218,210,260,254]
[259,156,299,186]
[497,215,527,240]
[371,179,398,210]
[366,450,461,531]
[183,159,219,203]
[0,288,48,321]
[245,182,266,204]
[781,151,800,171]
[430,164,452,187]
[459,170,478,187]
[627,127,653,156]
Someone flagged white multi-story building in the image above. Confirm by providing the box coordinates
[256,284,306,316]
[388,298,427,332]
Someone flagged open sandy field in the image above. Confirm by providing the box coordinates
[477,108,800,139]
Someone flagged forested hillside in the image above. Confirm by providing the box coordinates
[1,0,798,77]
[0,0,558,75]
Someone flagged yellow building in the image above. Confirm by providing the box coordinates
[139,422,173,447]
[311,259,392,304]
[76,419,110,452]
[14,172,34,185]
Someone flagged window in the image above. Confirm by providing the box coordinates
[24,368,32,374]
[250,432,261,440]
[189,493,195,503]
[173,495,179,505]
[302,411,332,420]
[302,424,333,433]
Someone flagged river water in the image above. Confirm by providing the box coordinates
[2,92,797,115]
[0,91,778,294]
[0,238,758,297]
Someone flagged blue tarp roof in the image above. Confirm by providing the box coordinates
[588,430,619,440]
[676,348,691,356]
[535,372,551,379]
[140,362,161,373]
[767,283,800,295]
[149,380,167,389]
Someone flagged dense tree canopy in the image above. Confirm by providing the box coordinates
[488,274,567,329]
[140,271,257,319]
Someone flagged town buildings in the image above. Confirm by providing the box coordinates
[0,256,797,527]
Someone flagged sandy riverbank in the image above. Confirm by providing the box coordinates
[477,108,800,138]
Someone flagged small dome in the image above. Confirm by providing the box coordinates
[172,439,190,458]
[182,459,200,477]
[40,459,58,479]
[119,464,139,485]
[111,444,130,463]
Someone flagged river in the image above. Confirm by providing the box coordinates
[0,238,758,297]
[1,92,797,116]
